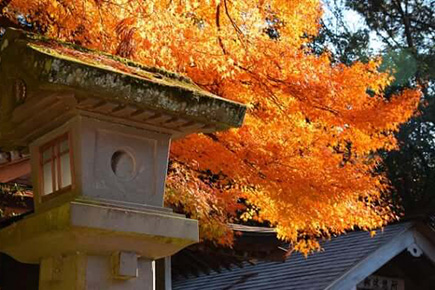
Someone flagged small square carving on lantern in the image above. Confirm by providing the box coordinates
[111,251,138,280]
[39,133,74,199]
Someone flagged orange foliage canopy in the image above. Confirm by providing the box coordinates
[2,0,420,253]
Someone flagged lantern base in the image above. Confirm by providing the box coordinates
[0,200,199,264]
[39,252,155,290]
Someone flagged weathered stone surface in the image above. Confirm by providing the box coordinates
[0,27,247,290]
[29,116,172,212]
[0,28,246,149]
[0,201,199,264]
[39,253,155,290]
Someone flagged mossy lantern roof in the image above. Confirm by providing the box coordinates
[0,28,246,148]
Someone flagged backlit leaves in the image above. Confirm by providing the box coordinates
[3,0,420,254]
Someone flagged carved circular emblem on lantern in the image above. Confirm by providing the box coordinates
[110,149,137,180]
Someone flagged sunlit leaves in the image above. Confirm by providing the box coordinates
[3,0,420,254]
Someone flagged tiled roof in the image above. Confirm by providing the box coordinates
[172,223,285,279]
[229,223,276,234]
[0,151,31,184]
[173,222,413,290]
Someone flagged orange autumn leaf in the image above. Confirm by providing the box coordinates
[2,0,421,254]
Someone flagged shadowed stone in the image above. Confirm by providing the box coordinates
[0,28,247,290]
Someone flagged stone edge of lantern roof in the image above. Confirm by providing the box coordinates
[0,28,247,131]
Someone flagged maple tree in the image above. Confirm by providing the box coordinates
[0,0,421,253]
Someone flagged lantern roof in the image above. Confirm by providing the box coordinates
[0,28,246,148]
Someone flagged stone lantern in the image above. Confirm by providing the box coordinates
[0,28,246,290]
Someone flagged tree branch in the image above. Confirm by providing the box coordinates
[393,0,414,49]
[223,0,246,48]
[215,2,227,55]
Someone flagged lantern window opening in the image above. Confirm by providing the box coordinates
[39,133,74,199]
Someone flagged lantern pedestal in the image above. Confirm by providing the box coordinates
[0,200,198,289]
[39,253,155,290]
